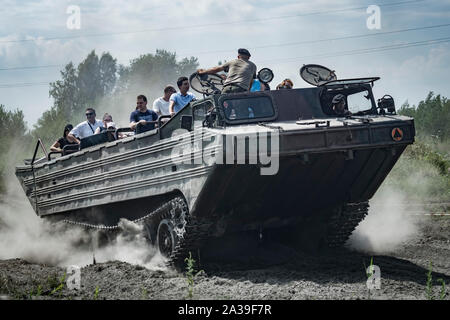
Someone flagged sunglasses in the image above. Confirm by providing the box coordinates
[86,113,95,116]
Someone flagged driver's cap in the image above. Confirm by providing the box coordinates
[238,48,251,57]
[332,94,345,104]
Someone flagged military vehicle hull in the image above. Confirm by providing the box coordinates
[16,84,415,264]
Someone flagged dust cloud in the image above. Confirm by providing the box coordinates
[348,184,427,254]
[0,177,166,271]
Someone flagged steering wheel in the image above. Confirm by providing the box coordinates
[189,72,224,96]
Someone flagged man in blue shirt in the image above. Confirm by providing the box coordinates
[129,95,158,134]
[169,76,196,116]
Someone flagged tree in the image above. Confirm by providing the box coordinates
[34,51,117,145]
[0,105,31,193]
[117,49,199,99]
[398,92,450,141]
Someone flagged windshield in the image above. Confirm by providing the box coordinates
[221,96,275,121]
[347,90,373,114]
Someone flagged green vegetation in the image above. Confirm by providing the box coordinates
[93,286,100,300]
[49,272,66,297]
[0,105,32,194]
[184,251,203,299]
[0,271,70,300]
[425,261,447,300]
[381,93,450,202]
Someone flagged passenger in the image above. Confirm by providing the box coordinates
[130,95,159,134]
[67,108,103,144]
[197,48,257,94]
[331,94,352,116]
[168,77,196,117]
[250,79,267,92]
[276,79,293,90]
[94,113,116,134]
[153,85,177,116]
[50,124,78,152]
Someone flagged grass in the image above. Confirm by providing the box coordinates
[93,286,100,300]
[49,272,66,297]
[184,251,203,299]
[141,287,149,300]
[364,257,375,300]
[426,261,447,300]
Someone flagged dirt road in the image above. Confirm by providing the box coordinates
[0,215,449,300]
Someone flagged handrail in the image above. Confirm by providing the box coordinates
[47,151,63,160]
[30,138,48,216]
[31,138,48,166]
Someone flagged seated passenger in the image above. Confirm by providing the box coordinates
[331,94,352,116]
[50,124,78,152]
[153,85,177,116]
[276,79,293,90]
[94,113,115,134]
[130,95,158,134]
[67,108,103,145]
[250,79,268,92]
[169,77,196,117]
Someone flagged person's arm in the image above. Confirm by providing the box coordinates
[197,65,225,75]
[169,100,176,117]
[129,111,138,130]
[66,132,80,144]
[153,99,161,116]
[50,140,61,152]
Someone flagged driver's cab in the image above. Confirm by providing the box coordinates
[158,64,396,138]
[319,78,379,116]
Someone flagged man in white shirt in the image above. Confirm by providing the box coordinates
[152,85,176,116]
[67,108,103,144]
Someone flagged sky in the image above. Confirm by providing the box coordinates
[0,0,449,128]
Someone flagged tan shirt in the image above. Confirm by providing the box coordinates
[222,58,257,90]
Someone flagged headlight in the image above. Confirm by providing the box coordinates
[257,68,274,84]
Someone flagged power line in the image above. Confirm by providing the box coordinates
[0,65,61,71]
[2,22,449,72]
[0,82,49,89]
[0,0,425,44]
[181,22,450,56]
[260,37,450,64]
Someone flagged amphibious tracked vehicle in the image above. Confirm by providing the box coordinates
[15,65,415,265]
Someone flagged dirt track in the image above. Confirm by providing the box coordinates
[0,214,449,300]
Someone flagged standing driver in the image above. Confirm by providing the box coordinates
[197,48,257,94]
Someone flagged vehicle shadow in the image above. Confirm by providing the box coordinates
[198,236,450,287]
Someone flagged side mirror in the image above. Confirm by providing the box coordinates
[180,115,193,131]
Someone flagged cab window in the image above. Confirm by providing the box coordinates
[221,96,275,121]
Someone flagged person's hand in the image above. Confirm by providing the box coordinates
[219,74,226,80]
[197,69,205,74]
[138,120,147,125]
[170,111,175,117]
